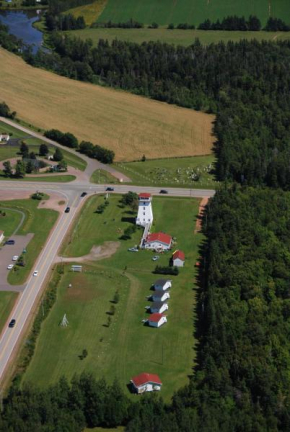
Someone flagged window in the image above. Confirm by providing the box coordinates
[143,212,145,216]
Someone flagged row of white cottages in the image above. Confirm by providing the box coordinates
[146,279,172,328]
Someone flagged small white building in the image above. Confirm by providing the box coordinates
[131,373,162,394]
[150,301,168,314]
[172,250,185,267]
[136,193,153,227]
[148,313,167,328]
[154,279,172,292]
[0,231,4,243]
[152,291,170,302]
[0,133,10,143]
[144,232,172,250]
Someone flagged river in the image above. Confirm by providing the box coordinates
[0,9,44,53]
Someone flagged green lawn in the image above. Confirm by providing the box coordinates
[0,120,27,139]
[69,27,290,46]
[0,173,76,183]
[23,194,201,401]
[90,169,118,184]
[98,0,290,26]
[113,155,217,189]
[0,208,23,237]
[0,292,18,332]
[0,199,58,285]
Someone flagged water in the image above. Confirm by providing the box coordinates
[0,10,44,53]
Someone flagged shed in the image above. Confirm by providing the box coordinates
[172,250,185,267]
[131,372,162,394]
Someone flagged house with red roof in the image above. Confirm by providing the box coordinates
[131,372,162,394]
[148,313,167,328]
[144,232,172,251]
[172,250,185,267]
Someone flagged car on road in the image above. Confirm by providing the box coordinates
[128,247,138,252]
[160,189,168,194]
[8,319,16,328]
[152,255,160,261]
[5,239,15,245]
[12,255,19,261]
[106,187,114,191]
[65,207,70,213]
[7,264,14,270]
[80,192,87,197]
[33,270,39,277]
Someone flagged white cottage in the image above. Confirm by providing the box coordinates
[148,313,167,328]
[172,250,185,267]
[152,291,170,302]
[131,373,162,394]
[144,232,172,251]
[154,279,172,291]
[150,301,168,314]
[0,133,10,143]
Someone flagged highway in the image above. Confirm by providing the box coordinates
[0,118,216,385]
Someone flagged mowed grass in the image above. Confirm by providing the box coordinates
[90,169,119,184]
[69,27,290,46]
[0,199,58,285]
[98,0,290,26]
[0,292,18,332]
[0,120,27,139]
[24,195,201,400]
[0,209,23,237]
[67,0,107,25]
[0,48,214,161]
[114,155,217,189]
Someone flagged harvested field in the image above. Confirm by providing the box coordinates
[0,48,215,161]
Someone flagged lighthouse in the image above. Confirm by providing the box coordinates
[136,193,153,227]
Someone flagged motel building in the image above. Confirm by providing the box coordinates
[144,232,172,251]
[131,372,162,394]
[148,313,167,328]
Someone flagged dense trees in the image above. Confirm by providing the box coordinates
[199,15,261,31]
[79,141,115,164]
[0,101,16,119]
[44,129,78,148]
[264,17,290,31]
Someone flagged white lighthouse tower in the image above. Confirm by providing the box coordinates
[136,193,153,227]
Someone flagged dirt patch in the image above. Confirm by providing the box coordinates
[195,197,209,233]
[63,273,97,302]
[37,193,67,212]
[57,241,120,263]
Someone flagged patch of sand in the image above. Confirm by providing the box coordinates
[57,241,120,263]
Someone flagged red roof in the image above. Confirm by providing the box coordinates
[139,193,151,199]
[131,372,162,387]
[173,250,185,261]
[149,313,164,323]
[146,232,172,246]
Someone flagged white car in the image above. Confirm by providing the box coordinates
[12,255,19,261]
[7,264,14,270]
[128,247,138,252]
[152,255,160,261]
[33,270,38,277]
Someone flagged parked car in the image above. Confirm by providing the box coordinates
[128,247,139,252]
[12,255,19,261]
[65,207,70,213]
[80,192,87,197]
[106,187,114,191]
[7,264,14,270]
[152,255,160,261]
[8,319,16,328]
[159,189,168,194]
[33,270,39,277]
[5,239,15,245]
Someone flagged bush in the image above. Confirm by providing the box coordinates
[154,265,179,275]
[79,141,115,164]
[0,101,16,119]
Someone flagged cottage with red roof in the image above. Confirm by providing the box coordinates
[172,250,185,267]
[148,313,167,328]
[144,232,172,251]
[131,372,162,394]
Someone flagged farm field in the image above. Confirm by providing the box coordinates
[0,48,215,161]
[0,292,18,334]
[23,194,201,401]
[0,199,58,285]
[113,155,217,189]
[98,0,290,26]
[69,27,290,46]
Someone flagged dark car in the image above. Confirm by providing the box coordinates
[80,192,87,197]
[65,207,70,213]
[5,239,15,245]
[106,187,114,191]
[159,189,168,194]
[9,319,16,328]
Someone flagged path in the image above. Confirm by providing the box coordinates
[56,242,120,263]
[195,197,209,233]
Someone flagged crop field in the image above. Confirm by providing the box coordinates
[114,155,218,189]
[0,199,58,285]
[23,194,201,400]
[0,48,214,161]
[98,0,290,26]
[69,27,290,46]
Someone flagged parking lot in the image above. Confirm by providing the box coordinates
[0,234,34,292]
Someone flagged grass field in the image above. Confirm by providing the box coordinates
[113,155,217,188]
[0,292,18,333]
[0,48,214,161]
[98,0,290,26]
[0,208,23,237]
[23,194,201,400]
[0,199,58,285]
[69,27,290,46]
[90,169,118,184]
[67,0,107,25]
[0,120,27,139]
